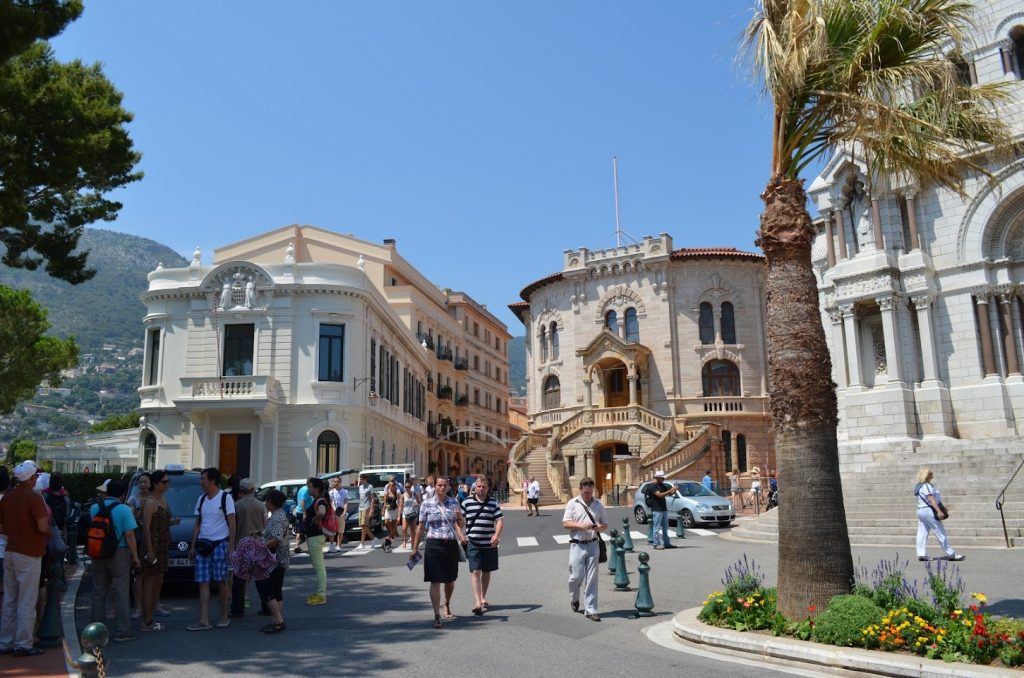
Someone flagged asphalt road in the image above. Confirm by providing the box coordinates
[74,507,1024,678]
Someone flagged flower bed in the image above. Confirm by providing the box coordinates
[698,555,1024,670]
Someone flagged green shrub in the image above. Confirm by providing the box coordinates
[813,595,884,647]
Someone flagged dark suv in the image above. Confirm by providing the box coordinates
[125,468,206,582]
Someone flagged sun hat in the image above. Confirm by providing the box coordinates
[96,479,112,492]
[654,470,665,478]
[240,478,257,492]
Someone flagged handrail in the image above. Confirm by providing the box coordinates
[996,454,1024,548]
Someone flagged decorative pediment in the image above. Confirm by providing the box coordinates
[594,285,647,324]
[199,261,275,311]
[576,328,651,372]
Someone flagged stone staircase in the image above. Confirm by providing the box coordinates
[729,449,1024,548]
[523,445,559,503]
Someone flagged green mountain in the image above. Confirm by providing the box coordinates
[0,228,188,350]
[509,335,526,396]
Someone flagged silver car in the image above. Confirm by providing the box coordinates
[632,480,735,528]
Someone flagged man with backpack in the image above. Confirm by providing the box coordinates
[87,479,140,643]
[188,468,236,631]
[0,461,52,657]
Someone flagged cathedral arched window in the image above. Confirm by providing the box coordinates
[624,308,639,343]
[721,302,736,344]
[699,302,714,345]
[317,431,340,474]
[605,310,619,335]
[539,326,548,362]
[702,360,740,397]
[550,322,559,359]
[543,375,561,410]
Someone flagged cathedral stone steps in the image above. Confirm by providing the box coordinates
[523,447,559,502]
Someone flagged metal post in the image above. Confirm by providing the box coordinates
[621,516,634,551]
[77,622,110,678]
[607,529,618,574]
[675,508,686,538]
[634,552,654,617]
[647,516,655,544]
[36,562,65,648]
[613,535,630,590]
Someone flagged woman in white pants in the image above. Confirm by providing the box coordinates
[915,468,965,562]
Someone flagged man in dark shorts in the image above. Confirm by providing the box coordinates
[461,477,503,615]
[526,476,540,516]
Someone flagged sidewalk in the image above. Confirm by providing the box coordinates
[0,562,79,678]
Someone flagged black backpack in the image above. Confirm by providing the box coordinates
[644,485,654,508]
[45,491,69,530]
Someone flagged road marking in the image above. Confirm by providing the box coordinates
[630,530,647,540]
[686,528,716,536]
[517,537,539,547]
[552,534,571,544]
[341,547,373,556]
[600,533,611,541]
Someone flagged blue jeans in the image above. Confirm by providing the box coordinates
[652,511,671,546]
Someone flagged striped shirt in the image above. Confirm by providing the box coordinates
[461,496,503,545]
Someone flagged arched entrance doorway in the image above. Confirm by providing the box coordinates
[598,358,629,407]
[593,442,627,496]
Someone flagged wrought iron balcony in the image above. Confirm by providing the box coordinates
[454,356,469,370]
[417,333,435,350]
[436,346,453,362]
[455,394,469,407]
[437,385,453,400]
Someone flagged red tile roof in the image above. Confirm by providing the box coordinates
[670,247,763,260]
[517,271,564,301]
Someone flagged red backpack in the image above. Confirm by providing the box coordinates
[320,498,339,535]
[86,500,120,560]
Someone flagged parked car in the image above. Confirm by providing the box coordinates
[632,480,735,528]
[124,467,207,582]
[256,475,381,537]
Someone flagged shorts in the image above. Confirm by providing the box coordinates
[334,506,346,517]
[527,497,539,505]
[403,513,418,525]
[255,564,286,602]
[194,539,229,583]
[384,509,398,521]
[466,542,499,572]
[358,510,370,527]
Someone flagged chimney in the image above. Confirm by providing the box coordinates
[383,239,397,247]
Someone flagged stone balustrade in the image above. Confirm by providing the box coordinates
[182,375,279,400]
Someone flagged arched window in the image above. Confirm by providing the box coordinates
[624,308,639,343]
[699,302,714,344]
[550,322,559,359]
[605,310,618,334]
[317,431,340,474]
[702,360,740,397]
[1011,26,1024,78]
[721,302,736,344]
[543,375,561,410]
[736,434,747,472]
[539,326,548,362]
[143,432,157,469]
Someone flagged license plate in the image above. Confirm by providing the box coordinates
[168,558,192,567]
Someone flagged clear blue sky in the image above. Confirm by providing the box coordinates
[51,1,784,332]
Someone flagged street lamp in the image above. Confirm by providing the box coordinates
[353,377,378,405]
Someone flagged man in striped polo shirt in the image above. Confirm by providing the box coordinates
[461,476,503,616]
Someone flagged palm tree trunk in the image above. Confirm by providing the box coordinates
[758,174,853,619]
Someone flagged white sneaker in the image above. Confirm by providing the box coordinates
[327,544,339,553]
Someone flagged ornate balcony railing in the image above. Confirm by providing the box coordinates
[437,385,453,400]
[182,376,280,401]
[455,394,469,407]
[454,357,469,370]
[417,333,435,350]
[558,405,668,439]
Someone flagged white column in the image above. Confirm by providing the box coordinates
[583,378,593,407]
[828,309,848,388]
[627,371,638,406]
[840,303,863,388]
[912,294,941,385]
[877,295,905,385]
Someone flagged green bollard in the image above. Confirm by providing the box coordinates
[647,516,655,544]
[634,552,654,616]
[621,516,635,552]
[676,508,686,538]
[36,562,65,648]
[613,535,630,590]
[78,622,110,678]
[607,528,618,574]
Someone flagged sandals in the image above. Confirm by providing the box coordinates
[260,622,286,633]
[186,623,212,632]
[471,607,484,616]
[433,613,443,629]
[443,602,455,620]
[142,622,165,632]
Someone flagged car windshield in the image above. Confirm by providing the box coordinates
[361,472,405,488]
[163,478,205,517]
[674,482,718,498]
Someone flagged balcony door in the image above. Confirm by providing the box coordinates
[219,433,251,478]
[602,363,629,407]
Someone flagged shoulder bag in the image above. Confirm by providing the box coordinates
[575,498,607,563]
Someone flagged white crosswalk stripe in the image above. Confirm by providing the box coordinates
[686,528,716,537]
[552,534,571,544]
[516,536,539,547]
[629,530,647,540]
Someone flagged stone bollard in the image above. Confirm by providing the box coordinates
[634,552,654,617]
[613,534,630,590]
[676,508,687,538]
[77,622,110,678]
[621,516,635,551]
[607,529,618,574]
[36,562,65,648]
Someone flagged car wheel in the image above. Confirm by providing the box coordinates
[633,506,648,524]
[681,510,696,528]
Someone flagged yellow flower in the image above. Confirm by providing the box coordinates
[971,592,988,603]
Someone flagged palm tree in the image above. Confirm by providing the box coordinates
[744,0,1013,618]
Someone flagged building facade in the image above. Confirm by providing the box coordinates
[137,225,512,486]
[509,233,774,503]
[809,1,1024,471]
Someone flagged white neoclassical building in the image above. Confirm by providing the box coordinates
[808,0,1024,480]
[137,225,512,486]
[509,234,774,503]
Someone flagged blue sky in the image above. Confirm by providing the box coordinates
[51,1,782,331]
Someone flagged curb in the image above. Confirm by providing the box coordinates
[61,563,85,678]
[672,607,1014,678]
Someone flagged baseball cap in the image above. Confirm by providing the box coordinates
[14,460,38,482]
[96,479,111,492]
[240,478,256,491]
[654,470,666,478]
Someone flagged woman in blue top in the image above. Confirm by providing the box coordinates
[915,468,965,562]
[410,477,467,629]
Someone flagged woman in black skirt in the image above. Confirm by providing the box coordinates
[409,476,467,629]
